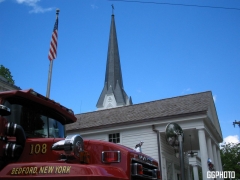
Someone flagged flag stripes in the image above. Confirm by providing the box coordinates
[48,17,58,61]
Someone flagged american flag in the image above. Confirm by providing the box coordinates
[48,16,59,61]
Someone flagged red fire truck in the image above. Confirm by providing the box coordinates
[0,89,161,180]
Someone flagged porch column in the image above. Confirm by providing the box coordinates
[162,157,167,180]
[198,129,209,180]
[172,163,176,180]
[193,165,199,180]
[212,143,220,171]
[217,148,223,180]
[187,165,191,180]
[216,148,223,171]
[212,143,220,180]
[207,137,214,164]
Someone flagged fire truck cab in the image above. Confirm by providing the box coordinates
[0,89,161,180]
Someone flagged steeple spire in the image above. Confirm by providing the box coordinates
[96,13,132,110]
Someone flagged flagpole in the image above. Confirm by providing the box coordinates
[46,9,60,98]
[46,60,53,98]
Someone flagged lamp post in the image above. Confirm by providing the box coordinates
[165,123,185,180]
[188,135,198,157]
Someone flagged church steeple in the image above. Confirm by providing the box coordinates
[96,14,132,110]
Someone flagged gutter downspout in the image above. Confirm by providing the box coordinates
[152,125,163,179]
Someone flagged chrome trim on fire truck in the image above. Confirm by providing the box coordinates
[5,143,9,156]
[13,123,17,135]
[131,158,159,180]
[138,154,154,165]
[152,169,159,179]
[132,158,157,168]
[52,134,84,159]
[6,123,10,135]
[12,144,15,157]
[101,151,121,163]
[0,104,11,114]
[132,163,140,175]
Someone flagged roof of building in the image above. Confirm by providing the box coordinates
[66,91,213,131]
[0,75,21,90]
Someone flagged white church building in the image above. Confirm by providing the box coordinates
[0,75,20,92]
[66,13,223,180]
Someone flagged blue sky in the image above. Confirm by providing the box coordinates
[1,0,240,143]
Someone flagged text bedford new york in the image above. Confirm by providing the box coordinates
[11,166,71,175]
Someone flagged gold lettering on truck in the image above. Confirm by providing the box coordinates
[11,167,38,175]
[30,143,47,154]
[48,166,54,173]
[54,166,71,174]
[10,166,71,175]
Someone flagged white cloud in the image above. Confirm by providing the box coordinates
[29,6,53,14]
[220,135,239,148]
[223,135,239,144]
[0,0,5,3]
[16,0,40,5]
[15,0,53,13]
[213,95,217,102]
[182,88,191,94]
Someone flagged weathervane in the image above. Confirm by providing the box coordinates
[111,4,114,15]
[233,120,240,128]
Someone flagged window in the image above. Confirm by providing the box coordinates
[3,99,65,138]
[109,133,120,143]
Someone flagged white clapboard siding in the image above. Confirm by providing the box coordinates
[121,128,158,161]
[160,134,175,157]
[81,133,107,141]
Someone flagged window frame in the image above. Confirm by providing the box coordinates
[108,133,120,144]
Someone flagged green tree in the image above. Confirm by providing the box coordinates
[0,65,14,84]
[220,142,240,179]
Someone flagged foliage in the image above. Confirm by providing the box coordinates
[198,170,203,180]
[0,65,14,84]
[220,142,240,178]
